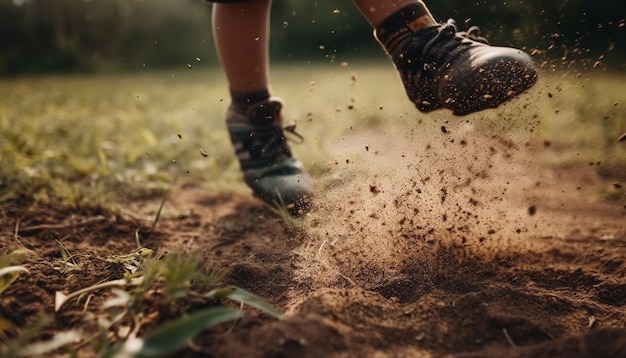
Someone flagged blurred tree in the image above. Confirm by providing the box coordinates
[269,1,384,62]
[0,0,214,74]
[0,0,624,75]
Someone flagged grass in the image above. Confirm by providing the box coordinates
[2,64,624,207]
[1,244,280,357]
[0,63,424,204]
[2,64,624,206]
[0,63,624,356]
[0,71,240,204]
[537,72,626,175]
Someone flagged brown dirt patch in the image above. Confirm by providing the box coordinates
[1,127,625,357]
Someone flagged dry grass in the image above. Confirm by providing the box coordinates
[1,64,624,205]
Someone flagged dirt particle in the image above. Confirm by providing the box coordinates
[528,205,537,216]
[441,126,449,134]
[369,184,379,195]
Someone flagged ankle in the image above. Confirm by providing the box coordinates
[375,3,437,55]
[229,89,271,115]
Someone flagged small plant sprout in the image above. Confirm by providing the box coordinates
[157,252,227,300]
[54,239,80,271]
[54,249,283,357]
[106,248,154,277]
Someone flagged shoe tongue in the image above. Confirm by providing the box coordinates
[247,100,282,125]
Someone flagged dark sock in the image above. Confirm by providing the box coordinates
[230,89,271,115]
[375,3,434,55]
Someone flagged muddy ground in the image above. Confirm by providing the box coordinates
[1,124,625,357]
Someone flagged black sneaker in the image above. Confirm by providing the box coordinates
[226,97,313,214]
[377,19,537,116]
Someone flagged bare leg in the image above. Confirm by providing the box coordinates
[211,0,313,214]
[212,0,271,92]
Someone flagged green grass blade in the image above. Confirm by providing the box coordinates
[0,248,35,268]
[55,239,71,263]
[223,287,283,319]
[148,193,168,236]
[0,265,29,295]
[119,306,240,357]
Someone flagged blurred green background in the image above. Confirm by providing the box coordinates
[1,0,625,75]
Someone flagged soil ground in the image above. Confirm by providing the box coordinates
[1,125,625,357]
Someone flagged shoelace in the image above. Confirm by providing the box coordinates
[441,19,489,44]
[259,122,304,157]
[415,18,490,73]
[284,122,304,144]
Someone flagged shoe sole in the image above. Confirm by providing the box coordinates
[446,59,538,116]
